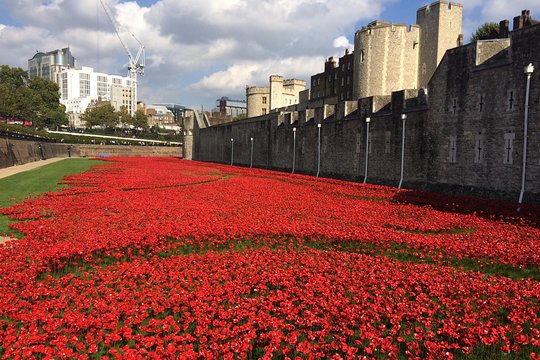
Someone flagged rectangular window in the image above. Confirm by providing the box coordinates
[474,133,484,163]
[449,136,457,163]
[355,133,362,154]
[479,95,484,113]
[262,108,267,115]
[503,131,515,164]
[347,75,351,85]
[79,73,90,98]
[385,131,391,154]
[262,96,267,104]
[507,90,515,111]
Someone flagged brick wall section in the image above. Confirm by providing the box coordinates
[427,25,539,201]
[194,25,540,203]
[0,139,182,169]
[194,98,428,189]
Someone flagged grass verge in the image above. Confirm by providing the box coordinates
[0,158,99,237]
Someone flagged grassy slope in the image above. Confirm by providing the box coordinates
[0,158,98,237]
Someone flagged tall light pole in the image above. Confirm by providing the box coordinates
[398,113,407,189]
[230,138,234,166]
[292,127,297,174]
[519,63,534,204]
[316,123,322,177]
[363,117,371,184]
[250,137,254,168]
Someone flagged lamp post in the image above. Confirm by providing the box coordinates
[292,127,297,173]
[398,113,407,189]
[519,63,534,204]
[230,138,234,165]
[250,137,254,168]
[363,117,371,184]
[316,123,322,177]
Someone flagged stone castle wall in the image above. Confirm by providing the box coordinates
[0,139,182,169]
[193,23,540,203]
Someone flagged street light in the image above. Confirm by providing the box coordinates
[250,137,254,168]
[316,123,322,177]
[363,117,371,184]
[230,138,234,165]
[398,113,407,189]
[519,63,534,204]
[292,127,297,173]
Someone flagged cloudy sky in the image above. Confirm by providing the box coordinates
[0,0,538,111]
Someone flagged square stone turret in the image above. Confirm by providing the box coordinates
[417,1,463,89]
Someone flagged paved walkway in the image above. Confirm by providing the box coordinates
[1,158,66,245]
[0,158,66,180]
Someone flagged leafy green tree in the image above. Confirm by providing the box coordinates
[117,106,132,126]
[29,77,67,129]
[233,113,247,121]
[0,65,67,129]
[131,110,149,134]
[0,65,28,88]
[81,102,118,130]
[470,22,500,42]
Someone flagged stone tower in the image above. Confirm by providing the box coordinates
[416,1,463,89]
[269,75,284,110]
[353,21,420,99]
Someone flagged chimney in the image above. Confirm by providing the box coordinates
[499,20,509,38]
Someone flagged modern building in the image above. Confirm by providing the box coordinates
[152,103,187,123]
[28,47,75,84]
[246,75,306,117]
[216,97,247,117]
[143,104,175,127]
[60,66,134,128]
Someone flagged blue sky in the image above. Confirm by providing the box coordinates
[1,0,539,111]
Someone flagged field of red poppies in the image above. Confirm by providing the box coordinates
[1,157,539,359]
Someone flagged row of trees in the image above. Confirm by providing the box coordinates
[80,101,149,134]
[0,65,67,129]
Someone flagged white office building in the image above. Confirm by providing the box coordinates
[60,66,135,128]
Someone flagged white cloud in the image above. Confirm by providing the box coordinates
[190,56,323,96]
[333,36,352,49]
[2,0,538,108]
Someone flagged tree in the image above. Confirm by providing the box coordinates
[233,113,247,122]
[29,77,68,129]
[81,102,118,129]
[470,22,500,42]
[117,106,132,126]
[0,65,67,129]
[131,110,149,134]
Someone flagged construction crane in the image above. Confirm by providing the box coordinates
[99,0,145,116]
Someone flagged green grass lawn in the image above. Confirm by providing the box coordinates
[0,158,98,237]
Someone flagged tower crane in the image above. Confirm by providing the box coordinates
[99,0,145,116]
